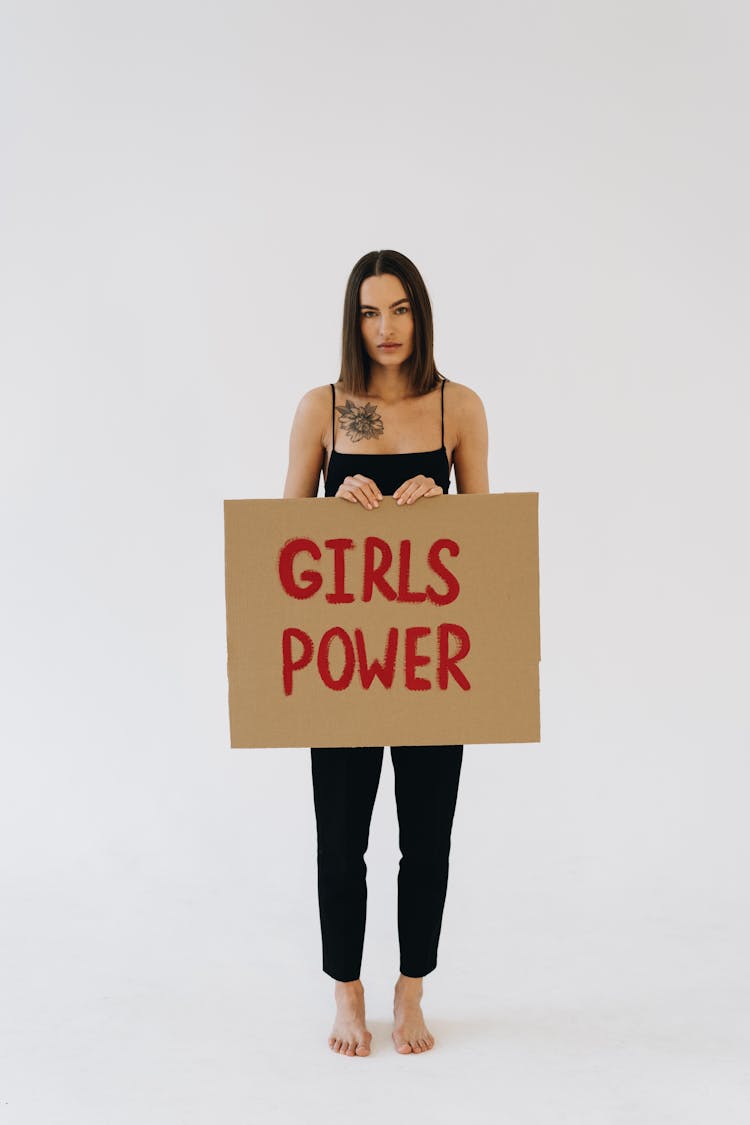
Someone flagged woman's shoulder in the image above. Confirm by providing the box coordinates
[287,384,335,446]
[293,382,335,415]
[299,381,336,400]
[442,377,486,410]
[441,379,488,450]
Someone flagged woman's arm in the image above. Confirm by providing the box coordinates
[283,387,328,499]
[452,385,490,494]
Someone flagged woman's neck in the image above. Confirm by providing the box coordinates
[365,366,412,403]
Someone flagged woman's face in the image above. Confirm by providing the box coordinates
[358,273,414,369]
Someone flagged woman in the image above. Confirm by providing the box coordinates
[283,249,489,1057]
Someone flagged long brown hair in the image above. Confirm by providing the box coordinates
[338,250,444,396]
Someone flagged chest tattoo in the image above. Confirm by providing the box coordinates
[336,399,385,442]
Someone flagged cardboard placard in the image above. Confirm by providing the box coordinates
[224,493,540,748]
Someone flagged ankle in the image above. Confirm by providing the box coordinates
[335,977,364,991]
[395,973,423,993]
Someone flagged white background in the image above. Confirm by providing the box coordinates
[2,1,748,1121]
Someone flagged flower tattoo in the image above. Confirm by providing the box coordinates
[336,399,385,442]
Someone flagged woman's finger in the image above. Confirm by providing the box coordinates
[397,482,422,504]
[352,475,382,504]
[406,488,427,504]
[396,476,439,504]
[344,477,382,508]
[394,475,422,501]
[348,480,378,508]
[355,486,376,508]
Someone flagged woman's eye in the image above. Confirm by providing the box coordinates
[361,306,408,317]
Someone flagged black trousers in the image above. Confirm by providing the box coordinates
[310,744,463,982]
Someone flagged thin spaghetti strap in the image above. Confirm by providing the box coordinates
[330,383,336,451]
[440,377,447,448]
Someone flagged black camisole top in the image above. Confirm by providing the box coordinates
[323,377,452,498]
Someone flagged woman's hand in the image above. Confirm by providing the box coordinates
[335,474,383,509]
[393,475,444,505]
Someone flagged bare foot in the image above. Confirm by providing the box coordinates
[329,979,372,1057]
[392,974,435,1054]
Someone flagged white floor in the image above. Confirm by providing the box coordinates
[3,744,748,1125]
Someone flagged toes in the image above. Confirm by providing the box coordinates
[331,1029,372,1057]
